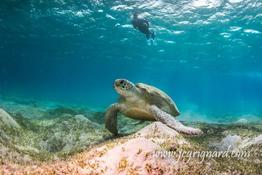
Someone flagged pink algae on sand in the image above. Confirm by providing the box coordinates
[1,138,182,175]
[80,138,181,175]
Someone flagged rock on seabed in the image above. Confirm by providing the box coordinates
[0,108,20,129]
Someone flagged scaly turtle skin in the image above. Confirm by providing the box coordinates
[105,79,203,136]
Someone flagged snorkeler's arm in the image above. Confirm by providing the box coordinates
[132,20,138,29]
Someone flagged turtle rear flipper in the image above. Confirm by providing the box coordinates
[149,105,203,136]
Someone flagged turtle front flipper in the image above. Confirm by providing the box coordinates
[105,103,122,135]
[149,105,203,136]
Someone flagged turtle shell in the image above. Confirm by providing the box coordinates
[136,83,180,117]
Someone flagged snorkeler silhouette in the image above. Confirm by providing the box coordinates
[132,12,155,40]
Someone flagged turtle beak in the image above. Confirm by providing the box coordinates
[115,79,125,87]
[114,79,121,87]
[114,79,123,95]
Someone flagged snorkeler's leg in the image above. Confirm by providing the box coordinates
[150,31,155,40]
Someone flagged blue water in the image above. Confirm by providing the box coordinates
[0,0,261,122]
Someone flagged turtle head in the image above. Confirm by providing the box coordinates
[114,79,136,97]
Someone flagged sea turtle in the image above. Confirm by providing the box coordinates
[105,79,203,136]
